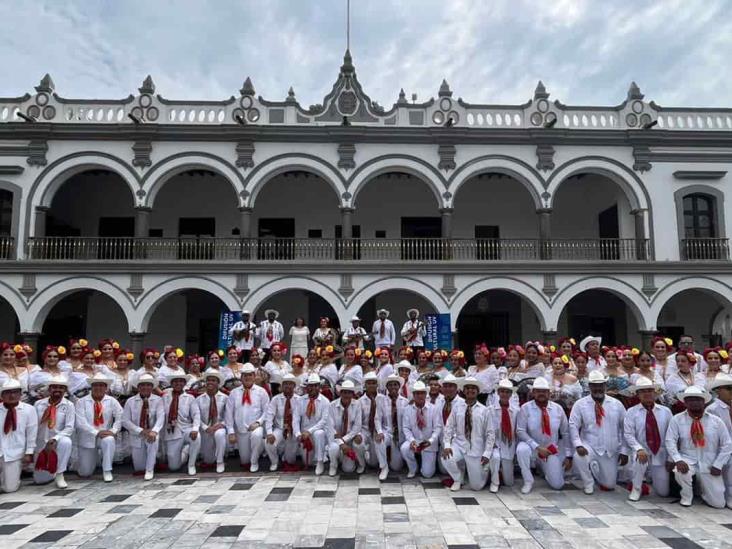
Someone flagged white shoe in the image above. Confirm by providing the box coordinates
[188,465,196,476]
[379,467,389,481]
[489,483,499,493]
[315,462,324,476]
[680,497,692,507]
[249,462,259,473]
[356,463,365,474]
[269,462,278,472]
[628,487,641,502]
[144,470,154,481]
[216,462,225,474]
[103,471,113,483]
[450,481,461,492]
[520,481,533,494]
[406,470,416,479]
[583,483,594,495]
[54,473,67,489]
[329,464,337,477]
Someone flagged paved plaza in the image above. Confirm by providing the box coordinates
[1,465,731,549]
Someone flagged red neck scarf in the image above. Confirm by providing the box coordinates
[168,392,180,426]
[42,399,60,430]
[500,403,513,443]
[368,395,377,434]
[306,396,317,418]
[539,404,551,436]
[416,405,426,430]
[643,404,661,455]
[401,382,408,397]
[3,402,18,434]
[283,396,293,438]
[93,398,104,427]
[594,400,605,426]
[690,414,705,448]
[139,397,150,429]
[208,394,218,425]
[340,402,349,437]
[442,399,452,425]
[242,387,252,405]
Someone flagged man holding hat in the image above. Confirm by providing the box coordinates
[707,373,732,508]
[295,373,330,475]
[579,335,606,372]
[264,372,300,471]
[75,372,122,482]
[356,371,390,480]
[441,377,496,491]
[226,363,269,472]
[666,385,732,508]
[489,379,519,493]
[0,380,37,492]
[401,309,426,359]
[196,370,228,473]
[33,375,74,488]
[229,310,257,362]
[372,309,396,351]
[570,370,629,494]
[384,373,409,473]
[327,379,363,476]
[122,373,165,480]
[162,371,201,476]
[623,377,673,500]
[516,377,573,493]
[401,380,441,478]
[259,310,284,361]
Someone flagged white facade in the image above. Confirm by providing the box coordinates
[0,55,731,358]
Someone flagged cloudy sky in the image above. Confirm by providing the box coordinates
[1,0,730,108]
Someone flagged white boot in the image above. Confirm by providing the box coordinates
[269,460,279,472]
[188,464,196,475]
[103,471,113,482]
[379,466,389,481]
[520,481,533,494]
[144,470,154,481]
[406,469,416,479]
[489,482,499,493]
[315,461,324,476]
[628,487,641,502]
[249,461,259,473]
[450,481,461,492]
[216,462,225,474]
[583,482,594,495]
[329,463,337,477]
[54,473,67,489]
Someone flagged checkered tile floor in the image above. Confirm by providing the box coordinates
[1,463,732,549]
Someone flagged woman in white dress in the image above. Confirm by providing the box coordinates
[158,348,186,387]
[432,349,449,380]
[664,351,705,412]
[109,349,134,463]
[651,336,673,380]
[290,354,308,395]
[449,349,467,377]
[373,347,394,392]
[289,318,310,362]
[468,345,503,405]
[316,346,339,399]
[186,354,206,395]
[263,342,291,395]
[357,348,374,375]
[504,346,526,382]
[129,348,160,392]
[312,317,337,348]
[629,350,665,389]
[97,338,119,372]
[68,347,99,399]
[29,345,69,401]
[545,354,581,414]
[520,342,545,378]
[337,346,363,394]
[702,347,729,389]
[59,338,86,371]
[225,346,246,380]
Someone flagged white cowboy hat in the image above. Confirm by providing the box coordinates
[203,369,225,385]
[530,377,551,391]
[45,375,70,389]
[496,378,517,392]
[461,376,483,392]
[396,359,415,372]
[166,372,189,384]
[89,372,114,386]
[350,316,361,322]
[710,373,732,391]
[678,385,712,404]
[579,335,602,352]
[241,309,251,316]
[411,380,427,393]
[1,379,22,392]
[587,370,609,384]
[377,309,390,317]
[627,376,661,394]
[264,309,280,319]
[132,373,158,389]
[280,373,297,385]
[439,373,460,386]
[407,309,420,318]
[338,379,356,392]
[363,371,378,383]
[305,373,322,385]
[241,363,257,374]
[385,373,405,389]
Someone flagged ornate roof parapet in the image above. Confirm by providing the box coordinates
[138,75,155,95]
[438,80,452,98]
[35,74,55,94]
[240,77,255,96]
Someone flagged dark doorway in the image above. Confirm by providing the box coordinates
[568,315,617,346]
[0,190,12,236]
[98,217,135,259]
[401,217,442,260]
[179,217,215,237]
[258,218,295,259]
[458,313,509,363]
[475,225,500,260]
[178,217,216,260]
[335,224,361,260]
[598,204,619,259]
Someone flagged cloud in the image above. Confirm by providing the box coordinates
[0,0,730,108]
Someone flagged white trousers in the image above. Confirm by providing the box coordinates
[489,447,516,487]
[0,459,23,493]
[328,440,364,473]
[234,427,264,466]
[574,447,618,490]
[200,429,227,465]
[299,430,326,465]
[516,441,565,490]
[386,437,404,471]
[399,442,437,478]
[264,428,299,465]
[441,448,489,490]
[360,432,387,469]
[675,465,727,509]
[630,458,670,497]
[165,432,201,471]
[724,462,732,506]
[78,436,116,476]
[33,437,73,484]
[131,438,160,472]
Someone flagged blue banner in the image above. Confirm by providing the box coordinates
[218,311,241,351]
[425,313,452,351]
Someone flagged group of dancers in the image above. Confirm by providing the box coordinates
[0,313,731,510]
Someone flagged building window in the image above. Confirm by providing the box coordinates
[683,194,716,238]
[0,190,12,236]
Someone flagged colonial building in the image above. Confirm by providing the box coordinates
[0,51,730,358]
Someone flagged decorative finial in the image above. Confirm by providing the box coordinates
[138,75,155,95]
[341,49,355,74]
[627,81,644,101]
[240,77,255,96]
[286,86,297,103]
[397,88,408,105]
[438,79,452,98]
[35,74,55,93]
[534,80,549,100]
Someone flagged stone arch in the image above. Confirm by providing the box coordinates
[347,155,447,208]
[449,277,550,331]
[547,277,653,331]
[243,154,346,208]
[26,277,135,334]
[447,155,545,209]
[242,276,347,321]
[649,277,732,330]
[545,156,649,211]
[346,277,448,325]
[0,281,28,333]
[135,276,241,332]
[141,153,244,208]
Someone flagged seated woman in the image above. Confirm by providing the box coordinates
[544,354,581,414]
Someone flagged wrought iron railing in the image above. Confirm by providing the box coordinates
[24,236,656,262]
[0,236,14,259]
[681,238,730,260]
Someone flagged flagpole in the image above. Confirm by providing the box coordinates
[347,0,350,51]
